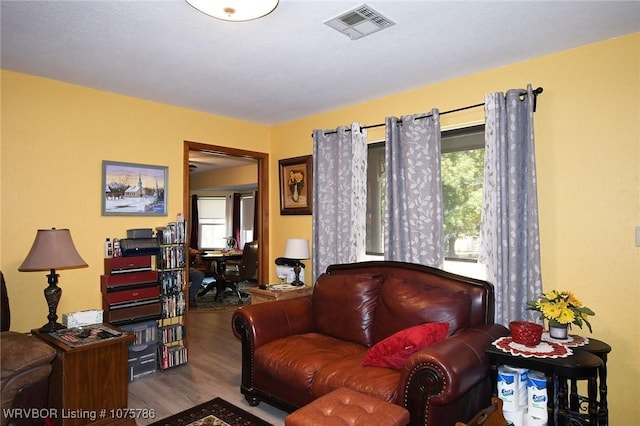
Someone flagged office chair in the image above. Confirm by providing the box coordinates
[222,241,258,302]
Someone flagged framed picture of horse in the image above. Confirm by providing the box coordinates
[102,160,168,216]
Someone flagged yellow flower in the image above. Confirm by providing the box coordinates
[540,303,560,320]
[527,289,595,332]
[288,170,304,185]
[565,291,582,307]
[557,307,575,324]
[545,290,560,301]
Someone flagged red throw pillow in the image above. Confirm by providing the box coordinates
[362,322,449,369]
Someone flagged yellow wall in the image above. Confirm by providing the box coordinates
[270,34,639,422]
[1,71,270,331]
[1,33,638,421]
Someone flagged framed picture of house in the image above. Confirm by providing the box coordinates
[102,160,168,216]
[279,155,312,215]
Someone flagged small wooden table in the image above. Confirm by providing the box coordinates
[248,284,313,304]
[32,325,135,426]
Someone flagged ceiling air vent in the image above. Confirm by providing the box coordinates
[324,4,395,40]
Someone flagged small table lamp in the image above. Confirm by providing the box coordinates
[284,238,309,286]
[19,228,88,333]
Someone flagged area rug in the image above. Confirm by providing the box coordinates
[149,397,272,426]
[190,280,252,313]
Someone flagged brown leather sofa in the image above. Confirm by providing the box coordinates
[1,272,57,426]
[232,261,509,426]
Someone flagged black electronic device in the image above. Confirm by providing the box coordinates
[126,228,153,239]
[120,238,161,256]
[275,257,306,268]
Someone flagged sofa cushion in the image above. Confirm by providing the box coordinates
[311,353,401,403]
[254,333,366,394]
[372,277,471,342]
[313,273,383,346]
[362,322,449,369]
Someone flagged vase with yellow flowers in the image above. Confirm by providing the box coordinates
[527,290,595,339]
[288,170,305,203]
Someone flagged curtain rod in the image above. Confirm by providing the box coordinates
[315,86,543,136]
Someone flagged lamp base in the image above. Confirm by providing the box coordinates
[41,270,63,334]
[38,322,65,334]
[291,263,304,286]
[290,279,304,287]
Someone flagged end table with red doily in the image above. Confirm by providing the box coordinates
[485,336,610,426]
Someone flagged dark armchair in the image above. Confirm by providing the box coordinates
[222,241,258,300]
[1,272,57,426]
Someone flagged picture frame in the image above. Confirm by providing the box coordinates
[279,155,312,215]
[102,160,168,216]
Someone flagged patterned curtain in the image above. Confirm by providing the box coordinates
[384,110,444,268]
[312,123,367,281]
[479,84,543,326]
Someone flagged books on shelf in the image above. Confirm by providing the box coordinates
[161,293,185,318]
[156,221,186,245]
[160,344,188,369]
[156,218,188,370]
[159,270,184,294]
[159,245,185,269]
[159,324,186,344]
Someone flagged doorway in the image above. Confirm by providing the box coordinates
[183,140,269,284]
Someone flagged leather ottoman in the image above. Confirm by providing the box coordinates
[285,387,410,426]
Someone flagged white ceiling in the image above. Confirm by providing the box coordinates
[2,1,639,127]
[188,150,256,174]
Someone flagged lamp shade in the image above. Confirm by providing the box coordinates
[185,0,279,22]
[19,228,88,271]
[284,238,309,260]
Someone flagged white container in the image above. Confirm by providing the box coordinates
[527,370,548,421]
[105,238,112,258]
[515,367,529,408]
[524,412,548,426]
[503,408,526,426]
[498,365,527,412]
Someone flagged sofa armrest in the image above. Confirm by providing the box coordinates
[232,296,314,348]
[232,297,315,403]
[400,324,509,407]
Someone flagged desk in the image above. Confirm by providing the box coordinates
[485,337,609,426]
[201,251,243,274]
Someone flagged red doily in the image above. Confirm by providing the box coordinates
[492,336,573,358]
[541,333,588,347]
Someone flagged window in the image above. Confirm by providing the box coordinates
[441,125,485,261]
[239,194,255,245]
[366,142,385,255]
[197,197,227,249]
[365,124,485,277]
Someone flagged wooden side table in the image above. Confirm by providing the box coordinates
[247,285,313,304]
[32,326,135,426]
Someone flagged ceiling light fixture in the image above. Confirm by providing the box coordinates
[186,0,279,22]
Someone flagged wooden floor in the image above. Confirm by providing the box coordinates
[128,310,288,425]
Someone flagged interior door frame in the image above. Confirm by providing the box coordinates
[184,140,269,284]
